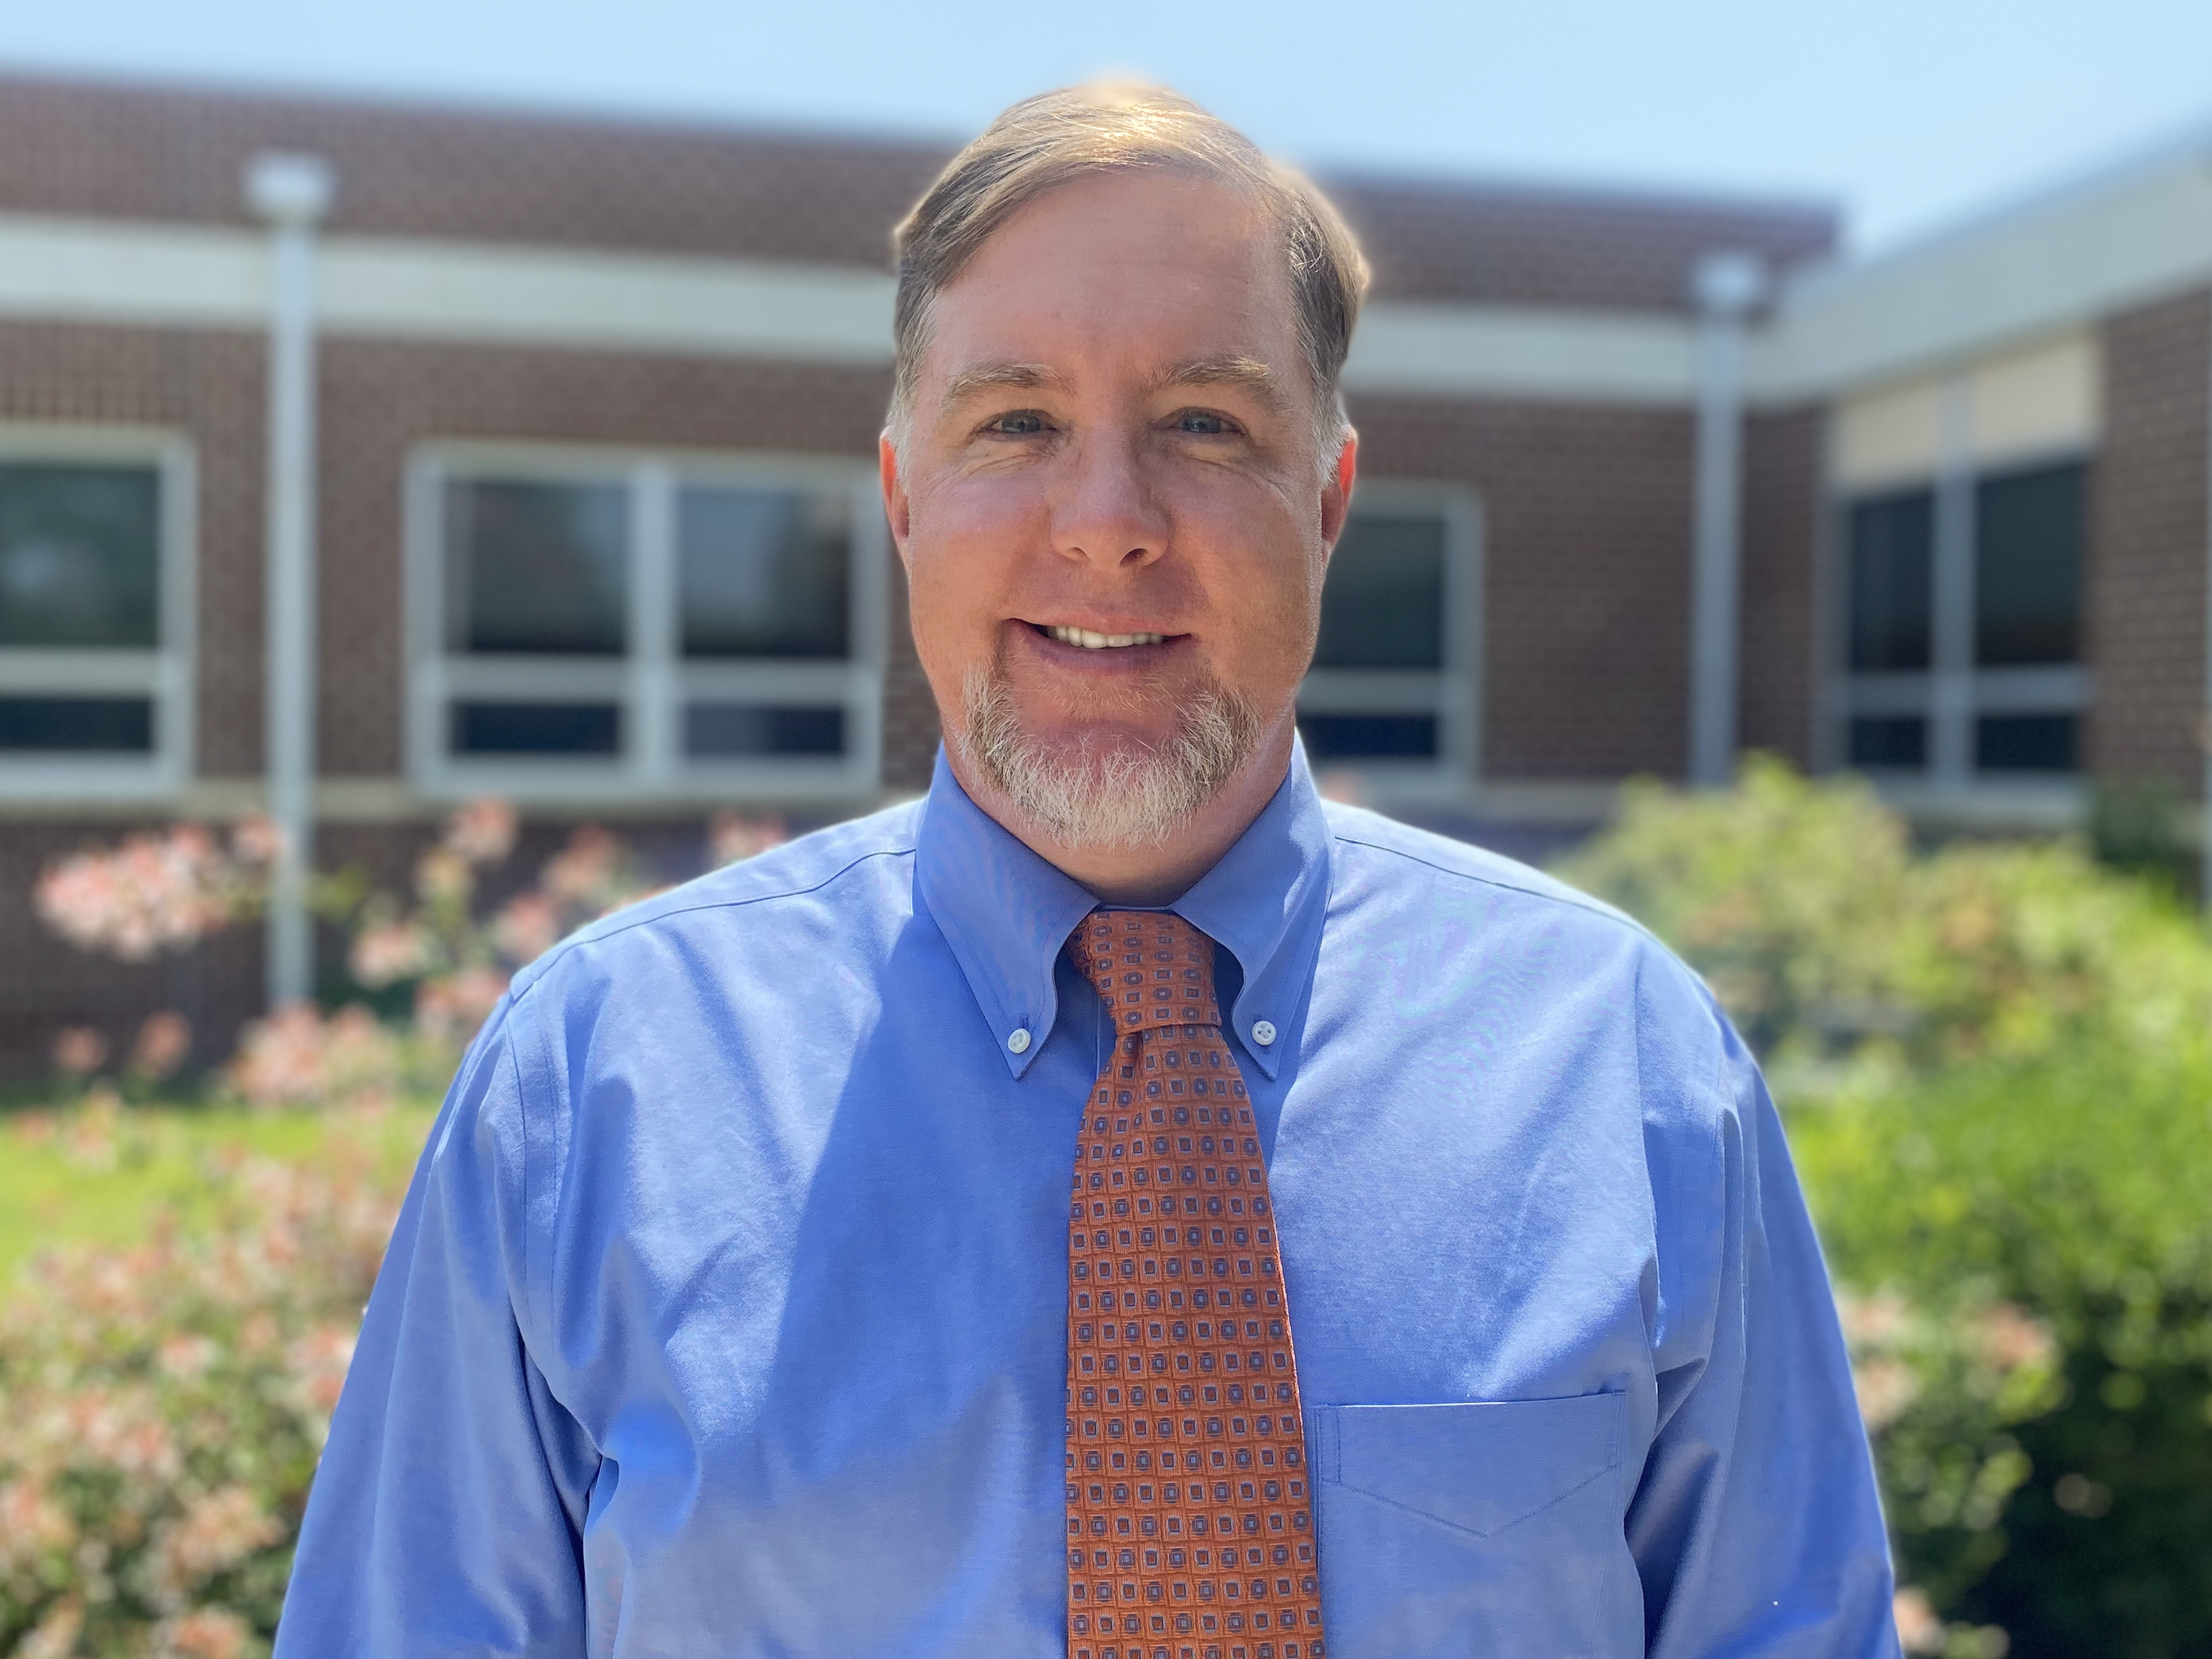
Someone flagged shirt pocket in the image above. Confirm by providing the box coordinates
[1308,1395,1643,1659]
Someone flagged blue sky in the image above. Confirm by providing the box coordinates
[4,0,2209,251]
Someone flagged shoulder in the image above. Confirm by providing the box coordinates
[1322,802,1731,1073]
[1322,801,1650,939]
[505,798,923,1005]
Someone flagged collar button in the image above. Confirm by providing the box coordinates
[1250,1020,1277,1048]
[1007,1027,1033,1054]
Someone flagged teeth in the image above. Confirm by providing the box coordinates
[1047,625,1166,650]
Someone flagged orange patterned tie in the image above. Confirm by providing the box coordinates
[1064,911,1325,1659]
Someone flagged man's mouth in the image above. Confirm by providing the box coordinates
[1039,624,1170,650]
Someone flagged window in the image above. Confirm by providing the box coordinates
[1295,484,1480,787]
[1834,456,2088,782]
[408,447,885,798]
[0,428,194,795]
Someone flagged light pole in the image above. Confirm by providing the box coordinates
[1688,249,1766,788]
[244,151,334,1007]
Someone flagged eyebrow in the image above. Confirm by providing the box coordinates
[1152,355,1289,414]
[940,361,1066,411]
[937,354,1291,416]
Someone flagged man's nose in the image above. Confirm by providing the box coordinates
[1049,432,1170,572]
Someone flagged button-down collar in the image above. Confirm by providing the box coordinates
[913,742,1333,1080]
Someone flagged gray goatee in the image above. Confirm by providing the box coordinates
[956,662,1262,850]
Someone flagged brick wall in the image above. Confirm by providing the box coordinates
[1349,393,1696,778]
[1739,405,1825,767]
[2088,291,2211,789]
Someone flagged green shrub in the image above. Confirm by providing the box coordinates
[1559,758,2212,1657]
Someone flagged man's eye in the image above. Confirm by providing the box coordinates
[985,411,1047,436]
[1176,411,1231,436]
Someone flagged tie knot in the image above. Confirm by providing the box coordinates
[1068,910,1221,1032]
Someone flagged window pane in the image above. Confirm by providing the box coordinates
[449,701,620,755]
[1847,715,1926,770]
[684,702,845,757]
[1976,461,2083,666]
[1311,511,1447,671]
[445,478,628,655]
[0,694,153,751]
[0,462,160,648]
[1846,489,1933,672]
[1297,713,1438,761]
[679,486,850,658]
[1976,713,2075,772]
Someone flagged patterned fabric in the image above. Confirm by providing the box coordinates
[1064,911,1325,1659]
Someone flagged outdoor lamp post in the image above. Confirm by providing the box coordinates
[1688,248,1766,789]
[244,151,335,1007]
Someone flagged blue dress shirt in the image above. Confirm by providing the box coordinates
[278,746,1898,1658]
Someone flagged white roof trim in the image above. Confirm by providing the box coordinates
[1756,132,2212,398]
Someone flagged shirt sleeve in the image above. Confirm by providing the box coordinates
[273,994,597,1658]
[1628,993,1902,1659]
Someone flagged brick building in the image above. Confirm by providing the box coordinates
[2,72,2208,1073]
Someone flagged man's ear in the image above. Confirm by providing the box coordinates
[1318,427,1359,562]
[880,432,913,568]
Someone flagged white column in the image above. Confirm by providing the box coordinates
[1687,250,1765,787]
[245,153,335,1007]
[1929,379,1977,794]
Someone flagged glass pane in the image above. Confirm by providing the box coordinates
[1976,713,2075,772]
[0,462,161,647]
[445,478,628,655]
[1297,713,1438,761]
[1312,511,1447,671]
[1846,715,1926,770]
[684,702,845,757]
[0,695,153,751]
[1846,489,1933,672]
[449,701,620,755]
[679,486,850,658]
[1976,461,2083,666]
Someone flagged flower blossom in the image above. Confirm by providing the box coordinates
[442,797,518,866]
[129,1011,194,1082]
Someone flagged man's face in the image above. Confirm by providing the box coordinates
[884,168,1355,848]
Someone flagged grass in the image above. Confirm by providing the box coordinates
[0,1093,437,1282]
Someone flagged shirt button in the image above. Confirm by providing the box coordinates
[1250,1020,1277,1048]
[1007,1027,1032,1054]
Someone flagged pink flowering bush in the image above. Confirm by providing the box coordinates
[223,1006,411,1113]
[35,801,791,1087]
[34,823,279,964]
[0,1121,407,1657]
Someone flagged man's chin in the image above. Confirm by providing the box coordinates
[956,665,1263,851]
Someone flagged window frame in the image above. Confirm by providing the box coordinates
[405,441,888,804]
[0,424,196,800]
[1295,479,1484,795]
[1825,441,2091,795]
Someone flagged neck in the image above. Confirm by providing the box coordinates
[947,717,1296,906]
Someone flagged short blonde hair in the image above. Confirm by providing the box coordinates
[888,83,1369,445]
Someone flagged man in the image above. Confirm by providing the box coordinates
[278,84,1897,1658]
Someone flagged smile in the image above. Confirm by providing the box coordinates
[1042,625,1169,650]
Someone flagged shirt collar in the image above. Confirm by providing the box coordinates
[914,741,1333,1081]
